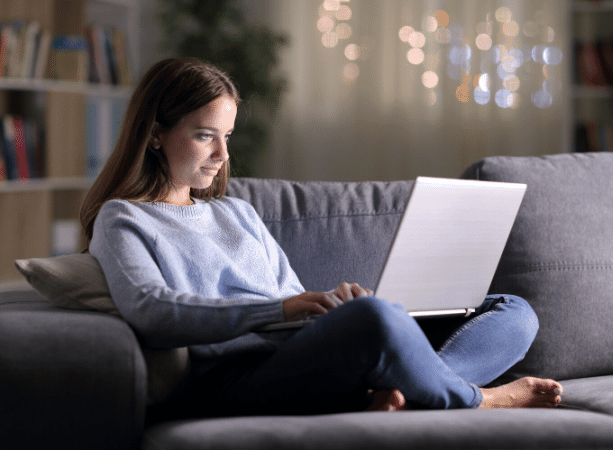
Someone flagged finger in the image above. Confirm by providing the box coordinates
[324,293,344,308]
[349,283,370,298]
[365,288,374,296]
[334,283,354,302]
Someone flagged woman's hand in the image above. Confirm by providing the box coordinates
[283,282,373,322]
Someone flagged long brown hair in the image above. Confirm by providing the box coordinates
[80,58,240,241]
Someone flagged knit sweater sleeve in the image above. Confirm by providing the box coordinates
[89,200,287,349]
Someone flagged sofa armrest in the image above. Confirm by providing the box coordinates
[0,289,147,450]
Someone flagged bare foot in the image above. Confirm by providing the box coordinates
[366,389,407,411]
[479,377,562,409]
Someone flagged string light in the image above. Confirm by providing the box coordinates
[317,3,562,105]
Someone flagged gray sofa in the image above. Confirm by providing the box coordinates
[2,152,613,449]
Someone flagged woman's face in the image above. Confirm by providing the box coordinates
[155,95,237,202]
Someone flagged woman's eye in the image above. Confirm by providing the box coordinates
[197,133,214,141]
[225,134,232,143]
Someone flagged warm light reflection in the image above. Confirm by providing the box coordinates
[336,23,352,39]
[317,16,334,33]
[546,26,555,43]
[422,71,439,88]
[503,75,520,92]
[456,84,470,103]
[323,0,341,11]
[407,48,425,65]
[425,16,438,33]
[434,10,450,28]
[399,26,414,42]
[344,43,359,60]
[321,32,339,48]
[495,7,512,24]
[502,21,519,37]
[475,33,492,51]
[336,5,352,20]
[408,31,426,48]
[523,21,537,37]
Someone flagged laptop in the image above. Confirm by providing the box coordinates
[260,177,527,331]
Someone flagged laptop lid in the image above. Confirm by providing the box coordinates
[374,176,526,317]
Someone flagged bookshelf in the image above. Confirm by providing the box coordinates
[0,0,139,285]
[571,0,613,152]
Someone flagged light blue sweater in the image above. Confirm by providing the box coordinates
[89,197,305,373]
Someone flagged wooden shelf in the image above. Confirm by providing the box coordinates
[573,85,613,99]
[0,78,132,99]
[0,178,93,193]
[0,0,138,286]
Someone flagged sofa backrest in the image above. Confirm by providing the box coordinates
[227,179,413,293]
[462,153,613,381]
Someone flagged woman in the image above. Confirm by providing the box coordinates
[81,58,562,416]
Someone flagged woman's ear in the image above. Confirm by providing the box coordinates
[150,122,161,149]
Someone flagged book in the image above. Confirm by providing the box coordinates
[598,40,613,85]
[20,21,40,78]
[23,120,40,178]
[576,41,609,86]
[1,116,18,179]
[50,34,88,82]
[0,24,13,78]
[11,117,30,179]
[7,20,26,78]
[87,25,110,84]
[113,28,132,85]
[33,30,51,79]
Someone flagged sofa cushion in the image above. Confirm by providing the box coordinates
[142,409,613,450]
[13,254,190,405]
[461,153,613,381]
[560,375,613,415]
[0,292,147,450]
[227,179,413,292]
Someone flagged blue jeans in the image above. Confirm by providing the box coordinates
[195,295,538,416]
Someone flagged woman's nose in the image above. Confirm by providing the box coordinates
[212,138,229,162]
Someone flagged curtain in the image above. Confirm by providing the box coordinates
[243,0,570,181]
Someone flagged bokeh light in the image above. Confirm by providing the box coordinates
[531,89,553,108]
[336,23,352,39]
[434,10,450,28]
[502,21,519,37]
[321,32,339,48]
[495,7,512,24]
[425,16,438,33]
[474,87,491,105]
[344,43,360,60]
[409,31,426,48]
[456,84,470,103]
[321,3,561,107]
[495,89,512,108]
[317,16,335,33]
[343,62,359,82]
[475,33,492,51]
[336,5,352,20]
[399,26,414,42]
[323,0,341,11]
[422,71,439,88]
[408,48,425,65]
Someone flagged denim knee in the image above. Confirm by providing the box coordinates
[339,297,422,359]
[488,294,539,351]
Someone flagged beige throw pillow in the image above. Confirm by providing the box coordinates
[14,253,190,405]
